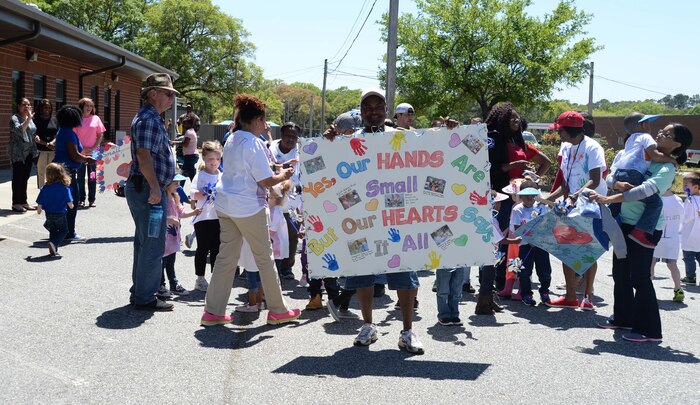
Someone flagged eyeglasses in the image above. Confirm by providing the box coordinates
[658,129,674,138]
[159,90,175,98]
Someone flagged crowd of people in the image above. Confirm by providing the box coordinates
[14,72,698,352]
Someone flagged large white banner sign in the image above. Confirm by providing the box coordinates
[301,126,495,278]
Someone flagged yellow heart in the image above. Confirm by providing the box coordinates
[365,198,379,211]
[451,184,467,195]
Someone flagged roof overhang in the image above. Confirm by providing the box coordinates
[0,0,178,81]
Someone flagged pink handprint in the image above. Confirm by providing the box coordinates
[350,138,368,156]
[307,215,324,232]
[469,190,488,205]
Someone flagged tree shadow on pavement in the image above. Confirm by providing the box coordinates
[95,305,154,329]
[573,337,700,364]
[272,347,490,380]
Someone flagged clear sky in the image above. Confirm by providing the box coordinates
[214,0,700,104]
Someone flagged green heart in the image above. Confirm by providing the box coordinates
[454,234,468,247]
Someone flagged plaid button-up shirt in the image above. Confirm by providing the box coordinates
[129,103,176,187]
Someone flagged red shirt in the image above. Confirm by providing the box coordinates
[506,142,538,180]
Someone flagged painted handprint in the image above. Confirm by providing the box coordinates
[307,215,324,232]
[350,138,368,156]
[424,250,442,269]
[387,228,401,242]
[469,189,489,205]
[322,253,340,271]
[389,131,407,151]
[582,254,596,263]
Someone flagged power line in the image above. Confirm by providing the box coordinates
[267,64,323,78]
[329,0,369,63]
[595,75,670,97]
[330,0,379,74]
[333,70,378,80]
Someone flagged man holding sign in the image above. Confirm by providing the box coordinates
[322,89,424,354]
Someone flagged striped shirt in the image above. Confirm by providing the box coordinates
[129,103,175,187]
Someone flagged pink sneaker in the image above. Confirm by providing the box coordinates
[545,296,579,308]
[267,308,301,325]
[511,292,522,301]
[580,295,595,311]
[200,311,232,326]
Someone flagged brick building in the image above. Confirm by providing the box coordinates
[0,0,178,169]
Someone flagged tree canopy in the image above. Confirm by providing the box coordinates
[381,0,601,119]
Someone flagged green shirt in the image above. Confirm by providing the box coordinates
[620,162,675,229]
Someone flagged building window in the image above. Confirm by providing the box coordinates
[33,74,45,111]
[90,85,99,113]
[114,90,120,132]
[55,79,66,110]
[103,88,112,142]
[12,71,25,113]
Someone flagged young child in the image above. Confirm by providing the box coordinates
[235,239,265,312]
[436,265,467,326]
[36,163,74,256]
[157,174,202,299]
[609,112,677,248]
[189,141,223,292]
[509,181,552,306]
[652,183,685,302]
[269,180,292,271]
[680,171,700,286]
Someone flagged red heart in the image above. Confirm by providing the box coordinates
[552,225,592,245]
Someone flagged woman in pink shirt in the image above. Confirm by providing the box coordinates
[75,98,105,207]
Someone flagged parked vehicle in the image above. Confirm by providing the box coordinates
[522,131,540,147]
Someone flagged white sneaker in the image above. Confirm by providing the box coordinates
[338,309,359,319]
[194,277,209,292]
[298,275,309,288]
[353,323,378,346]
[235,304,259,313]
[398,329,425,354]
[156,286,173,299]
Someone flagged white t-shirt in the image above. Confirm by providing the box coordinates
[269,140,300,211]
[216,130,275,218]
[681,195,700,252]
[654,194,683,260]
[614,132,655,175]
[190,169,221,224]
[509,202,548,245]
[559,136,607,196]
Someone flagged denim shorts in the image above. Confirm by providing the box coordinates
[246,271,260,291]
[344,271,419,290]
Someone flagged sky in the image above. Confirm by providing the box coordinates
[214,0,700,104]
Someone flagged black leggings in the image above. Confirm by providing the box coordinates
[194,219,220,276]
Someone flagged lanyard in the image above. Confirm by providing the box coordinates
[565,140,582,191]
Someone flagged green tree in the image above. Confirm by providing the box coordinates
[381,0,600,118]
[272,84,328,136]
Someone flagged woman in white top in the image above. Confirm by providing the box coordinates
[200,94,301,327]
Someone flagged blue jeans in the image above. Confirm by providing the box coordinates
[610,169,662,234]
[517,245,552,296]
[181,154,198,182]
[161,253,179,288]
[125,178,167,305]
[682,250,700,279]
[65,167,80,238]
[77,163,97,203]
[247,271,260,292]
[44,213,68,250]
[435,267,465,319]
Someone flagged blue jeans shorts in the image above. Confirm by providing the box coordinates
[246,271,260,292]
[344,271,419,290]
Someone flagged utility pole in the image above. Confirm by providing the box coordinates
[588,61,594,116]
[386,0,399,115]
[321,59,327,128]
[309,96,314,137]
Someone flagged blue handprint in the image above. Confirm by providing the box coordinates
[387,228,401,242]
[322,253,340,271]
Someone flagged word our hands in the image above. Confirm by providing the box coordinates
[307,215,324,232]
[322,253,339,271]
[387,228,401,242]
[350,138,368,156]
[389,132,407,151]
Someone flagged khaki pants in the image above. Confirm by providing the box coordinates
[204,208,289,316]
[36,150,55,188]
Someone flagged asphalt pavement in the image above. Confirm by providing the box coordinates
[1,173,699,404]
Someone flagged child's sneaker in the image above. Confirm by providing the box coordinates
[184,232,196,249]
[267,308,301,325]
[194,277,209,292]
[522,295,536,306]
[680,276,696,285]
[673,288,685,303]
[156,286,172,299]
[545,296,579,308]
[200,311,232,326]
[540,292,552,305]
[170,284,190,296]
[580,295,595,311]
[398,329,425,354]
[298,274,309,288]
[628,228,656,249]
[235,303,259,313]
[48,241,57,256]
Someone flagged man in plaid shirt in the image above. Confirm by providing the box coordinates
[125,73,178,311]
